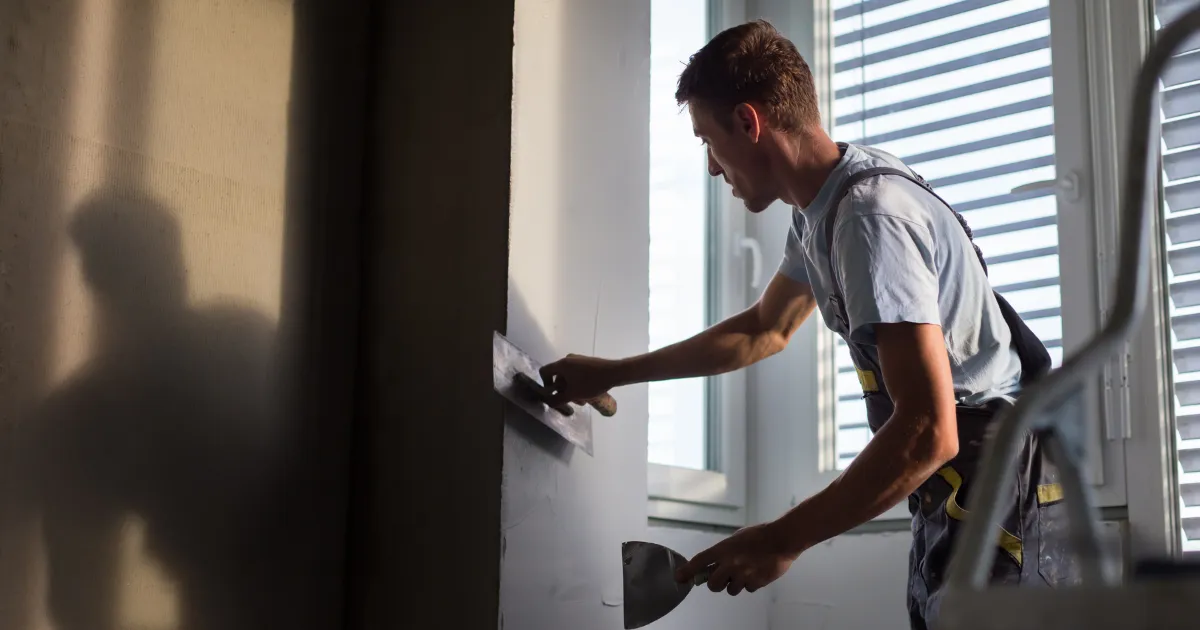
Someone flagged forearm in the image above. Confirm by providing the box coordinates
[611,307,785,386]
[774,408,957,553]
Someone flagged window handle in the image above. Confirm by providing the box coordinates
[738,236,763,290]
[1010,171,1082,202]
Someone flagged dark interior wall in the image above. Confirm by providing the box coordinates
[344,0,514,628]
[284,0,373,626]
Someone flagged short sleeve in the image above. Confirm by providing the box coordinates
[834,214,941,345]
[777,216,810,284]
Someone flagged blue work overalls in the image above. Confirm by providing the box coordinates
[822,166,1080,629]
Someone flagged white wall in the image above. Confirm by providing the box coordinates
[503,1,774,628]
[767,533,912,629]
[502,0,650,627]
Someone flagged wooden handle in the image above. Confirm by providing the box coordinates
[516,372,616,417]
[588,393,617,417]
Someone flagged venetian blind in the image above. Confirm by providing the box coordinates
[830,0,1065,469]
[1156,0,1200,553]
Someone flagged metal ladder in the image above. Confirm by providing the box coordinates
[937,4,1200,629]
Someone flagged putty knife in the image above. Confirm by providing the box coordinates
[492,331,617,456]
[622,541,712,629]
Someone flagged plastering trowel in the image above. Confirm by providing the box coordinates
[622,541,713,629]
[492,331,617,456]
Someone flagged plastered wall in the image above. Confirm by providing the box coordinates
[501,0,652,627]
[0,0,363,628]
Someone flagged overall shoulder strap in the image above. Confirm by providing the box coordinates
[824,166,988,279]
[824,164,1051,384]
[823,167,925,313]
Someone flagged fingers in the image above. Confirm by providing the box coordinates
[537,365,570,404]
[727,578,746,596]
[706,563,732,593]
[676,546,718,583]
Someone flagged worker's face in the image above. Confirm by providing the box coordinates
[690,101,777,214]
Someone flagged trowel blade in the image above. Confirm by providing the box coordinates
[492,331,593,455]
[622,541,694,629]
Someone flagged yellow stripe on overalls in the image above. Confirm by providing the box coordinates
[1037,483,1063,505]
[856,368,879,393]
[936,466,1024,567]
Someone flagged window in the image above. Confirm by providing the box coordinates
[649,0,712,472]
[827,0,1081,470]
[1154,0,1200,554]
[647,0,750,526]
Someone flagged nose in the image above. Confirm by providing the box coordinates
[707,148,723,178]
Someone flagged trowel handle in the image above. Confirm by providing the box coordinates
[692,568,711,586]
[588,393,618,417]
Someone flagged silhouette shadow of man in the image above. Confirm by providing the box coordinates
[24,192,292,630]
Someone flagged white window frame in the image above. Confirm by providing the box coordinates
[1121,0,1186,559]
[647,0,753,529]
[768,0,1141,524]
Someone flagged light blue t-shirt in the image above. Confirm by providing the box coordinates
[778,143,1023,405]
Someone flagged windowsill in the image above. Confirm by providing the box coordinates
[647,495,746,528]
[648,515,741,535]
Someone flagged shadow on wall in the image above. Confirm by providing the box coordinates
[9,192,307,630]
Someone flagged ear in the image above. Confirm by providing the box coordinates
[732,103,762,143]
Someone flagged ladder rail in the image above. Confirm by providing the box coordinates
[944,2,1200,592]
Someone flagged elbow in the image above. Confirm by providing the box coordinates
[756,330,789,361]
[930,427,958,465]
[926,412,959,465]
[901,404,958,466]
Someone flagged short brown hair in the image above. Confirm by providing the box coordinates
[675,20,821,133]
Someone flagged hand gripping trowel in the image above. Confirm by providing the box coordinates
[622,541,713,629]
[492,331,617,456]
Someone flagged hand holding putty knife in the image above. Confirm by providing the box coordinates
[492,332,618,456]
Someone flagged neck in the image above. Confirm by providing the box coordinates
[775,127,843,209]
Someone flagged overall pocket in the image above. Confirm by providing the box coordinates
[1035,482,1082,587]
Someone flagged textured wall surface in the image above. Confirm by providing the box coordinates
[500,0,651,627]
[0,0,364,628]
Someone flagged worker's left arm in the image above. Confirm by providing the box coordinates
[779,209,961,545]
[773,319,958,547]
[674,323,958,595]
[676,209,960,595]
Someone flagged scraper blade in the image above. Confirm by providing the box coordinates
[492,331,615,456]
[622,541,709,629]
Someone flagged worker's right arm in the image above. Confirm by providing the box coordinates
[540,271,816,405]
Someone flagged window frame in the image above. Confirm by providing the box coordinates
[1130,0,1190,558]
[776,0,1136,523]
[646,0,1181,540]
[646,0,753,529]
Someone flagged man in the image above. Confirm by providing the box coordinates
[540,19,1074,629]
